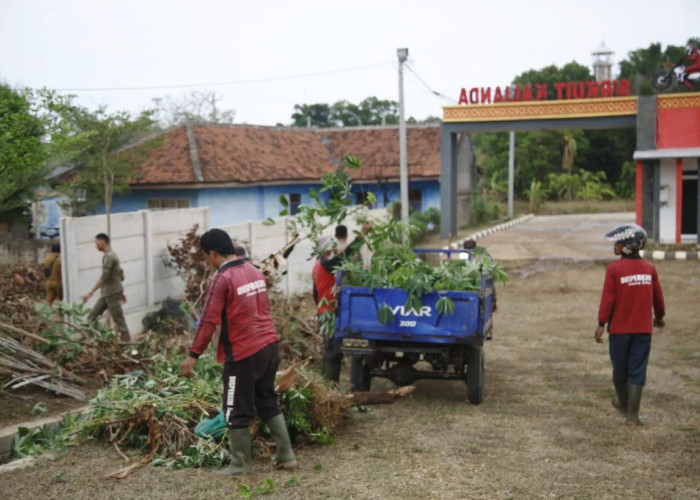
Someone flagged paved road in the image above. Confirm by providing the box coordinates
[477,212,635,261]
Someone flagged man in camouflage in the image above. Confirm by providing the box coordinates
[82,233,130,342]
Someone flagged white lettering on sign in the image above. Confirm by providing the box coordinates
[236,279,267,297]
[620,274,652,286]
[390,305,432,317]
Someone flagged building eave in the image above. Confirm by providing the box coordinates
[633,148,700,160]
[129,176,439,191]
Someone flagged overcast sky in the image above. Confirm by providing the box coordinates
[1,0,698,126]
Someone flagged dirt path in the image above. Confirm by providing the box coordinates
[2,256,698,499]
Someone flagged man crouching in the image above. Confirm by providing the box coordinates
[179,228,297,474]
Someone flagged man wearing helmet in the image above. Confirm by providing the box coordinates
[594,224,665,425]
[681,44,700,89]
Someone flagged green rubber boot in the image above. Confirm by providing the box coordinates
[612,382,628,414]
[321,359,341,383]
[626,384,644,425]
[213,428,251,475]
[266,413,297,469]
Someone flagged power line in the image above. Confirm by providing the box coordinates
[404,63,458,105]
[54,61,394,92]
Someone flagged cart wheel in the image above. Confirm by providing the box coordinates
[350,355,371,391]
[466,346,484,404]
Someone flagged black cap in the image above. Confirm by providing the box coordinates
[335,225,348,239]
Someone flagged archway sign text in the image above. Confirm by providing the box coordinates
[458,79,631,105]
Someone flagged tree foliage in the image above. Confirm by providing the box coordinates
[291,103,333,127]
[514,61,593,99]
[0,85,47,219]
[618,39,700,95]
[291,96,405,127]
[472,58,643,207]
[51,104,160,233]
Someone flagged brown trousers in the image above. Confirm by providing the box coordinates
[46,282,63,304]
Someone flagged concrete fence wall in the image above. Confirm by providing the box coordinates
[59,206,388,335]
[60,208,210,335]
[0,237,54,265]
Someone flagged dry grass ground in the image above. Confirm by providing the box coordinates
[2,259,698,499]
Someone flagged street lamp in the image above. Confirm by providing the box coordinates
[397,48,409,241]
[345,111,363,126]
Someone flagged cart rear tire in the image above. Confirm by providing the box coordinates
[466,346,484,404]
[350,355,371,391]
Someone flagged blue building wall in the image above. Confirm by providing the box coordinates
[104,189,200,215]
[103,180,440,225]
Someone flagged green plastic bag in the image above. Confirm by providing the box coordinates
[194,411,227,440]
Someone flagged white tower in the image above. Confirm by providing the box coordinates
[592,41,614,82]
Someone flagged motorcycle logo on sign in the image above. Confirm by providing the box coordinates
[653,43,700,92]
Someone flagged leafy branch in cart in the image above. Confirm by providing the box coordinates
[277,155,378,258]
[276,154,508,333]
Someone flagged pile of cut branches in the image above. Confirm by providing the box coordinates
[0,299,157,398]
[11,353,412,476]
[0,332,85,399]
[278,155,508,335]
[0,263,46,329]
[164,224,213,311]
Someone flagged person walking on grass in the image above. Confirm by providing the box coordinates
[82,233,130,343]
[594,224,665,425]
[179,228,296,474]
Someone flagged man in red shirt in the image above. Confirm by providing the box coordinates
[180,228,296,474]
[595,224,665,425]
[682,43,700,89]
[312,221,371,382]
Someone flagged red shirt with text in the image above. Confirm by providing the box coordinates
[190,260,279,362]
[597,257,665,334]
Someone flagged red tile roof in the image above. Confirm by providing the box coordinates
[132,123,440,186]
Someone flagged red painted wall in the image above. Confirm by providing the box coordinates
[657,107,700,148]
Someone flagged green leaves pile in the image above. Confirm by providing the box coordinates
[336,233,507,325]
[278,155,508,332]
[12,353,336,469]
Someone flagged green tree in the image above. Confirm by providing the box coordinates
[618,38,699,95]
[514,61,593,99]
[473,58,643,203]
[292,97,401,127]
[0,85,47,221]
[615,161,636,199]
[291,103,332,127]
[330,96,399,126]
[53,105,159,235]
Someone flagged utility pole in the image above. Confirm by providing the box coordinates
[397,48,409,241]
[210,93,218,122]
[508,131,515,218]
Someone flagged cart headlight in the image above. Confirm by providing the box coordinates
[342,338,369,348]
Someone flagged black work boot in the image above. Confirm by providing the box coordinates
[265,414,297,469]
[626,384,644,425]
[213,428,252,475]
[612,382,628,414]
